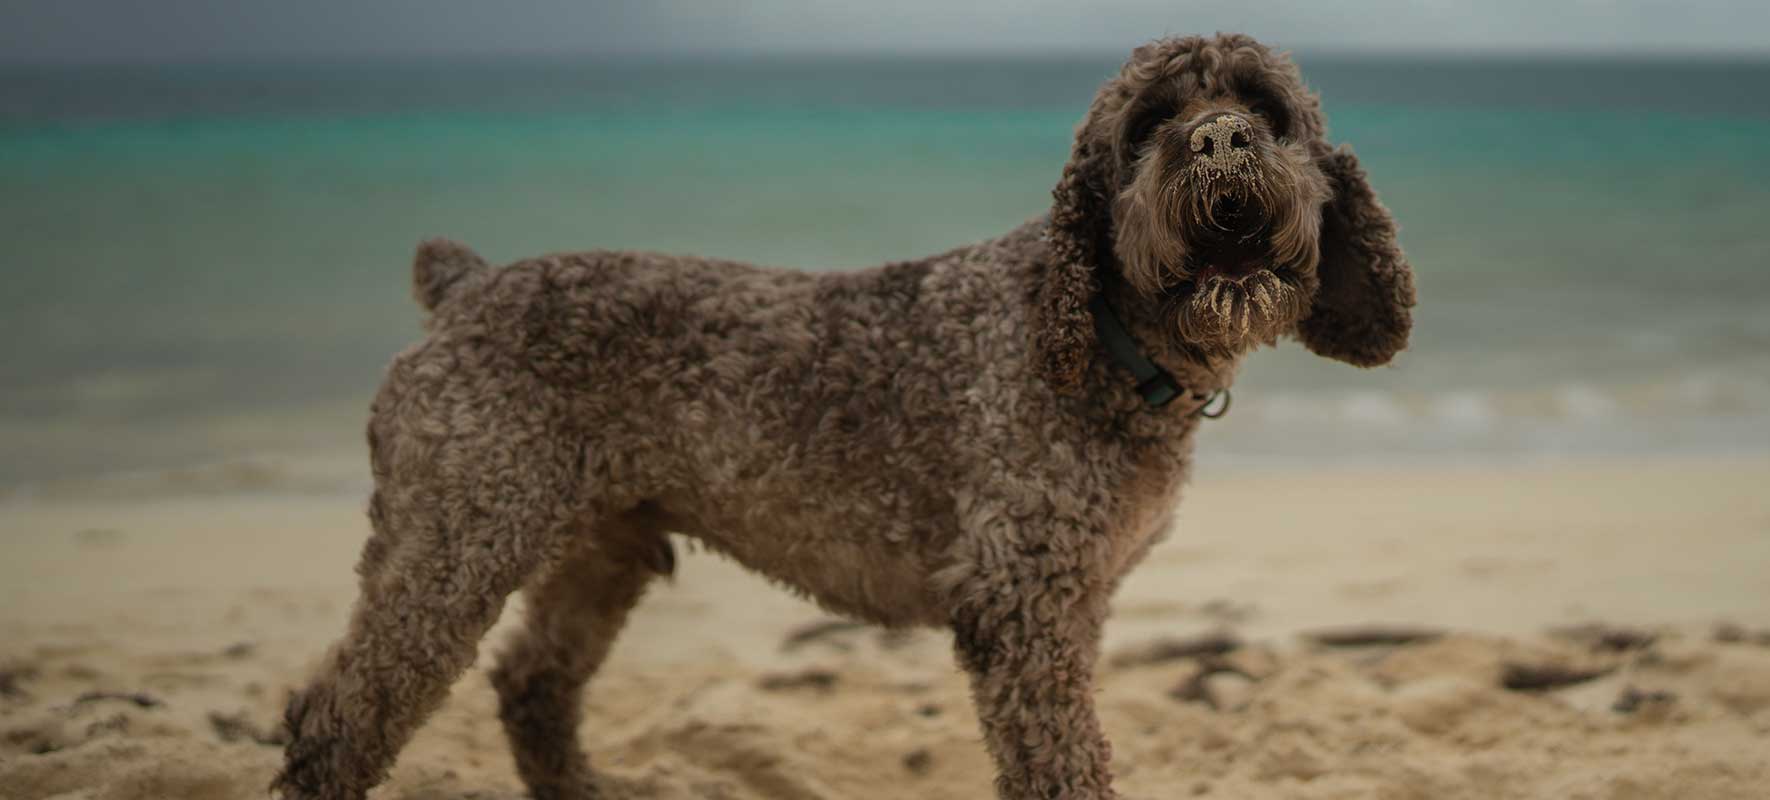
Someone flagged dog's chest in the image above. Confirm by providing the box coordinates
[1104,452,1189,581]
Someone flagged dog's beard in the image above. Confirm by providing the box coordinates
[1170,268,1308,348]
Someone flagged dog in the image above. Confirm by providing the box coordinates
[273,32,1414,800]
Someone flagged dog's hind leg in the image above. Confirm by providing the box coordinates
[273,366,589,800]
[490,507,672,800]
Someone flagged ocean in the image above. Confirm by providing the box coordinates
[3,55,1769,487]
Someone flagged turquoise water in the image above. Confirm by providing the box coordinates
[3,56,1770,484]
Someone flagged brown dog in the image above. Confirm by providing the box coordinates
[274,33,1414,800]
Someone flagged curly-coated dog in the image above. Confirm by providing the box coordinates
[275,33,1414,800]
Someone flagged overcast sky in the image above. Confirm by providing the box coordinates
[4,0,1768,64]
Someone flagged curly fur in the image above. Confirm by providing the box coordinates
[275,33,1414,800]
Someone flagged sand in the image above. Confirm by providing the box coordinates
[3,457,1769,799]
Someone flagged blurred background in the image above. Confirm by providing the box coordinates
[3,1,1769,490]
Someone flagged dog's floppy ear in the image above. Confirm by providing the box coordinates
[1036,35,1210,391]
[1035,119,1113,392]
[1296,144,1417,367]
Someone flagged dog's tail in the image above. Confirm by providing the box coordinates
[412,238,488,312]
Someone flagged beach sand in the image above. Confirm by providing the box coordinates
[3,457,1769,799]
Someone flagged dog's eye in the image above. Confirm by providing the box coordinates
[1125,108,1170,151]
[1248,98,1291,139]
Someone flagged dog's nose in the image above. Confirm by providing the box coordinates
[1189,114,1254,158]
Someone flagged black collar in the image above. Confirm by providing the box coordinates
[1089,293,1230,416]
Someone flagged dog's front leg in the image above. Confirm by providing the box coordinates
[949,536,1117,799]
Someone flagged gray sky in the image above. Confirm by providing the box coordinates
[4,0,1768,64]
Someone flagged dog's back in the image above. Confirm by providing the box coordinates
[403,232,1042,625]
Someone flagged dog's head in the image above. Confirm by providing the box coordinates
[1037,33,1416,390]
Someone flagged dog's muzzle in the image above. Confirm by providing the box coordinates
[1183,113,1266,230]
[1208,193,1261,230]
